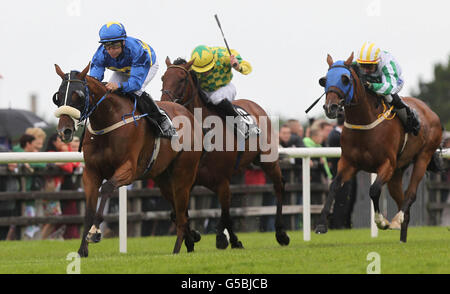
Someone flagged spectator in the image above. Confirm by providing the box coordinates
[303,122,333,181]
[286,119,304,139]
[278,123,304,230]
[441,132,450,226]
[327,113,357,229]
[12,133,47,240]
[0,145,21,240]
[41,133,76,239]
[303,121,333,220]
[60,136,82,239]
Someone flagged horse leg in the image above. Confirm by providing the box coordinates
[215,181,243,249]
[370,160,395,230]
[387,169,405,230]
[316,159,356,234]
[158,159,198,254]
[78,169,101,258]
[86,162,134,243]
[397,154,432,242]
[259,160,290,246]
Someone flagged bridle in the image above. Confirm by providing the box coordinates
[53,72,108,126]
[161,65,194,107]
[322,63,360,110]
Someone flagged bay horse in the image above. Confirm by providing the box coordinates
[53,63,202,256]
[160,57,290,249]
[318,53,442,242]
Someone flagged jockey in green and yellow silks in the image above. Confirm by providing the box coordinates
[190,45,259,137]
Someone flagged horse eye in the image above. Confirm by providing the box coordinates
[341,74,350,85]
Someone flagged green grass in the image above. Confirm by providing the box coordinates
[0,226,448,274]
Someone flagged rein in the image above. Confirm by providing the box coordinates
[55,74,147,135]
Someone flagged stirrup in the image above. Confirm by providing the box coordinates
[158,115,178,138]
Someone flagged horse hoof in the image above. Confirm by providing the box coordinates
[78,248,88,258]
[86,232,102,243]
[191,230,201,243]
[231,241,244,249]
[276,232,290,246]
[216,233,229,250]
[375,213,390,230]
[315,224,328,234]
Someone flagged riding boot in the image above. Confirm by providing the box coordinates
[389,93,420,136]
[215,99,260,137]
[139,91,178,138]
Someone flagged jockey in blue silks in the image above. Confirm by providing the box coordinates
[90,22,177,138]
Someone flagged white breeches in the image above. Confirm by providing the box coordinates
[109,59,159,96]
[202,83,237,105]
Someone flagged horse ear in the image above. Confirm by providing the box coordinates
[345,52,354,66]
[165,56,172,67]
[319,77,327,87]
[78,62,90,80]
[55,64,65,79]
[326,54,334,68]
[185,58,195,70]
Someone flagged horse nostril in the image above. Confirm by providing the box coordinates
[330,104,339,113]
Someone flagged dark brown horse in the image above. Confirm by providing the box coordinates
[160,57,290,249]
[53,63,202,256]
[318,53,442,242]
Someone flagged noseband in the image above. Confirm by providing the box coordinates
[161,65,194,107]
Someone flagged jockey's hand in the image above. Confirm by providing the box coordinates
[230,55,240,71]
[106,82,119,92]
[364,81,373,90]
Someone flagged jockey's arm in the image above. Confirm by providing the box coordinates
[230,49,252,75]
[118,64,149,93]
[370,62,402,96]
[90,47,107,81]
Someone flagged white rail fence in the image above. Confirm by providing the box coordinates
[1,147,449,253]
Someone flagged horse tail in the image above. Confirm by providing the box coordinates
[427,125,445,172]
[427,151,443,172]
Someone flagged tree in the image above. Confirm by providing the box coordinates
[413,55,450,130]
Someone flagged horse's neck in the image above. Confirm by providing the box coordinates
[344,75,381,125]
[188,83,219,121]
[86,79,125,127]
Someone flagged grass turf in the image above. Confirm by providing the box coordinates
[0,226,448,274]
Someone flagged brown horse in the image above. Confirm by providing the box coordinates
[318,53,442,242]
[160,57,290,249]
[53,63,202,256]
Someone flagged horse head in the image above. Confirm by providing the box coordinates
[319,53,356,119]
[53,63,90,143]
[161,57,196,107]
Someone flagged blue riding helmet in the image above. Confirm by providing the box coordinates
[99,22,127,43]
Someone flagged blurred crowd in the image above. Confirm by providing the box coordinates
[0,119,449,240]
[0,128,83,240]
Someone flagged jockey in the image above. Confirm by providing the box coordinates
[90,22,177,138]
[189,45,260,137]
[355,42,420,136]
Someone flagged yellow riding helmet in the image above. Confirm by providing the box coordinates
[356,42,381,64]
[190,45,216,73]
